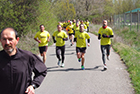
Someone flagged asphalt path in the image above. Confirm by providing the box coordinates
[35,33,135,94]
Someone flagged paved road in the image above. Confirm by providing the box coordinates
[35,33,135,94]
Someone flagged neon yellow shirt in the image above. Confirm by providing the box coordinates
[84,24,87,29]
[34,30,50,47]
[60,23,63,27]
[63,22,67,27]
[75,31,90,48]
[72,22,76,26]
[73,25,80,33]
[98,26,114,45]
[53,30,68,46]
[85,21,90,27]
[66,25,74,34]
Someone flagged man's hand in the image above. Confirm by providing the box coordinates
[25,85,35,94]
[38,40,41,43]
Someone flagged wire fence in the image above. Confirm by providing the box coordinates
[114,10,140,32]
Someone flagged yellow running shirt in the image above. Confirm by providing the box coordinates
[85,21,90,27]
[98,26,114,45]
[73,25,80,33]
[66,25,74,34]
[53,30,68,46]
[75,31,90,48]
[34,30,50,47]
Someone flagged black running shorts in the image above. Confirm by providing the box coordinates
[76,47,86,53]
[39,46,48,54]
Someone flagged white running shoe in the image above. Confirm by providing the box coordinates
[104,65,107,70]
[61,63,64,67]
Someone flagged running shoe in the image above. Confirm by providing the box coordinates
[61,63,64,67]
[78,58,81,62]
[81,66,85,70]
[104,64,107,70]
[70,43,73,46]
[57,60,61,66]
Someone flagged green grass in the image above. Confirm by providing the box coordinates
[90,24,140,94]
[112,42,140,94]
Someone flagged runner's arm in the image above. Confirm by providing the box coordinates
[87,39,90,43]
[102,34,114,38]
[74,38,77,42]
[52,36,56,43]
[34,38,41,43]
[47,36,51,42]
[63,38,68,41]
[98,34,101,40]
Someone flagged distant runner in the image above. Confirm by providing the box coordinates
[98,20,114,70]
[85,20,90,32]
[52,25,68,67]
[34,24,51,63]
[74,24,90,70]
[66,21,74,46]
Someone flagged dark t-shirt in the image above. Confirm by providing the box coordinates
[0,48,47,94]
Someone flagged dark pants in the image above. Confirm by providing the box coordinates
[56,45,65,63]
[101,45,111,65]
[87,26,89,32]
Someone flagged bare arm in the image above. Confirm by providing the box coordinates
[34,38,41,43]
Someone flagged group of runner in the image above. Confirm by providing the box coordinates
[53,19,90,70]
[34,19,114,70]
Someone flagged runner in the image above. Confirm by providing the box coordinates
[98,20,114,70]
[34,24,51,63]
[52,25,68,67]
[85,20,90,32]
[80,20,87,32]
[66,21,74,46]
[72,19,76,26]
[74,24,90,70]
[73,22,80,35]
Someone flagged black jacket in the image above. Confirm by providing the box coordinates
[0,48,47,94]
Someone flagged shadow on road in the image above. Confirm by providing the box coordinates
[47,65,103,72]
[49,52,75,56]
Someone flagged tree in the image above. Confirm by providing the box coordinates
[52,0,76,21]
[0,0,38,35]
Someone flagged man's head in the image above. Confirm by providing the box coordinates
[0,28,19,55]
[57,25,62,32]
[80,24,84,32]
[76,22,79,27]
[80,20,84,24]
[40,24,45,32]
[102,20,107,27]
[69,21,72,25]
[73,19,76,23]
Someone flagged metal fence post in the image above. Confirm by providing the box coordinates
[130,11,132,31]
[124,13,126,27]
[138,10,139,32]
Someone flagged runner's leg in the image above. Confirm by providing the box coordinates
[106,45,111,56]
[43,52,46,63]
[101,45,106,65]
[81,53,85,66]
[61,46,65,63]
[56,46,61,61]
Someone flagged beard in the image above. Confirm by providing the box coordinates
[4,44,14,53]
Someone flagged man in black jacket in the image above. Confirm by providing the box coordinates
[0,27,47,94]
